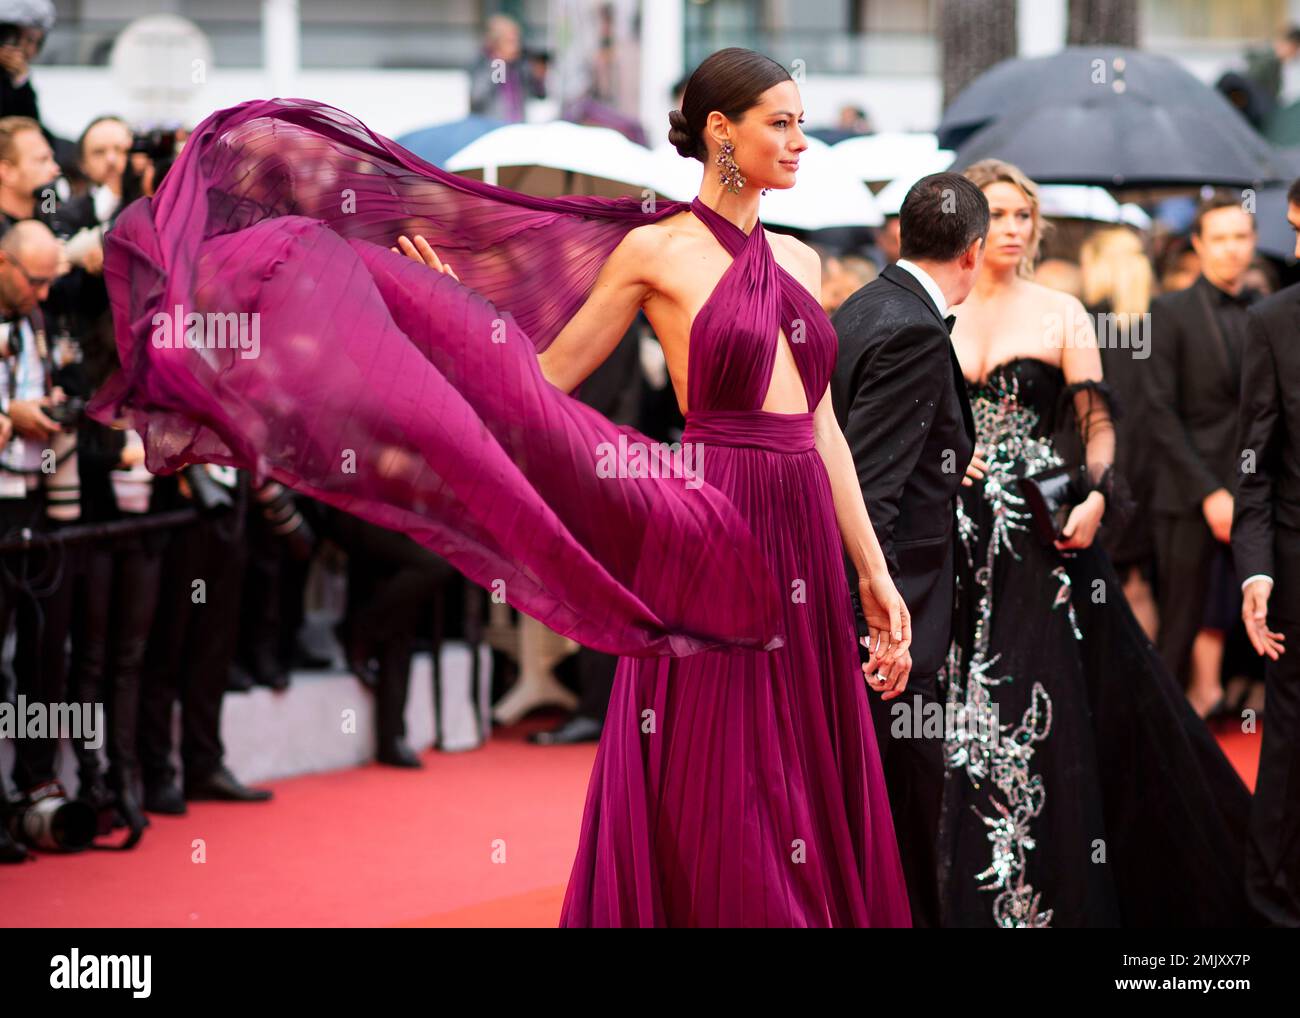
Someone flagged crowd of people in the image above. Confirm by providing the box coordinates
[816,189,1279,732]
[0,15,1288,930]
[0,13,505,861]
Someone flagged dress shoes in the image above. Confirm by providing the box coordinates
[377,738,423,768]
[144,782,188,815]
[528,715,604,745]
[185,765,273,802]
[227,661,255,693]
[248,647,291,692]
[336,621,379,689]
[291,637,333,670]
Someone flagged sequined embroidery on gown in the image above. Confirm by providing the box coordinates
[939,356,1253,928]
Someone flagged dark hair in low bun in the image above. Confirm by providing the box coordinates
[667,108,698,160]
[668,48,792,162]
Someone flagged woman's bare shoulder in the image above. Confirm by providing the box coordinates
[610,213,690,264]
[627,209,705,249]
[617,212,719,284]
[1019,276,1086,316]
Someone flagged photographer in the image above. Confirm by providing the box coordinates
[0,113,56,231]
[0,1,52,126]
[76,115,130,234]
[468,14,547,123]
[0,219,76,862]
[95,126,270,811]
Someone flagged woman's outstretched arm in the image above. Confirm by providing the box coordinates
[396,229,654,393]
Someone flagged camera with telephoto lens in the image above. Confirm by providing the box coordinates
[46,395,85,428]
[255,479,316,560]
[8,780,96,852]
[129,128,178,162]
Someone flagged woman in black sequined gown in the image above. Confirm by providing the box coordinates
[938,161,1252,928]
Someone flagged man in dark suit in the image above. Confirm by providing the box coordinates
[830,172,987,926]
[1145,194,1259,714]
[1231,178,1300,927]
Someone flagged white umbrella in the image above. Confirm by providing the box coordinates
[645,144,701,202]
[1038,184,1153,229]
[760,136,883,230]
[444,121,660,197]
[646,138,882,230]
[446,122,880,228]
[832,132,953,187]
[873,162,1153,232]
[874,149,959,216]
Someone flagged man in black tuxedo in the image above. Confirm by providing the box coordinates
[1145,195,1260,714]
[1231,178,1300,927]
[830,172,987,926]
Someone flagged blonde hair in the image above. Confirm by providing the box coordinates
[1080,227,1152,318]
[0,115,42,165]
[962,158,1047,278]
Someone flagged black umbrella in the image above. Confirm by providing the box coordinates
[1252,148,1300,261]
[939,47,1290,188]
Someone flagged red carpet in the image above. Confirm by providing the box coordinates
[0,715,592,928]
[0,717,1261,927]
[1210,719,1260,792]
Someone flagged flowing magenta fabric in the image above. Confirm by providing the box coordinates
[90,98,911,924]
[89,97,784,658]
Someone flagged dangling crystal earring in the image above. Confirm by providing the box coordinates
[761,188,770,196]
[716,140,746,194]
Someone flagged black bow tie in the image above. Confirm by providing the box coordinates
[944,314,957,333]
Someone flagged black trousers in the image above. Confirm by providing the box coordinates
[572,648,616,723]
[1154,510,1222,686]
[0,494,78,794]
[1248,533,1300,926]
[866,666,944,928]
[138,510,247,790]
[329,510,446,744]
[67,531,164,797]
[237,496,284,676]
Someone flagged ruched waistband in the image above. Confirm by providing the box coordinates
[682,410,816,453]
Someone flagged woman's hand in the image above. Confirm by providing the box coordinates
[1054,490,1105,551]
[0,45,29,80]
[857,569,911,672]
[393,235,459,282]
[118,443,145,470]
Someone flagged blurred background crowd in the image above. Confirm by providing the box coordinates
[1,0,1298,865]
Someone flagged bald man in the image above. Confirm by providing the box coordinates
[0,218,79,862]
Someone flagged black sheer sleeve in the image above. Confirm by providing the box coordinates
[1056,378,1135,525]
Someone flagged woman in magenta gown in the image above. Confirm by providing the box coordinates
[90,48,912,927]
